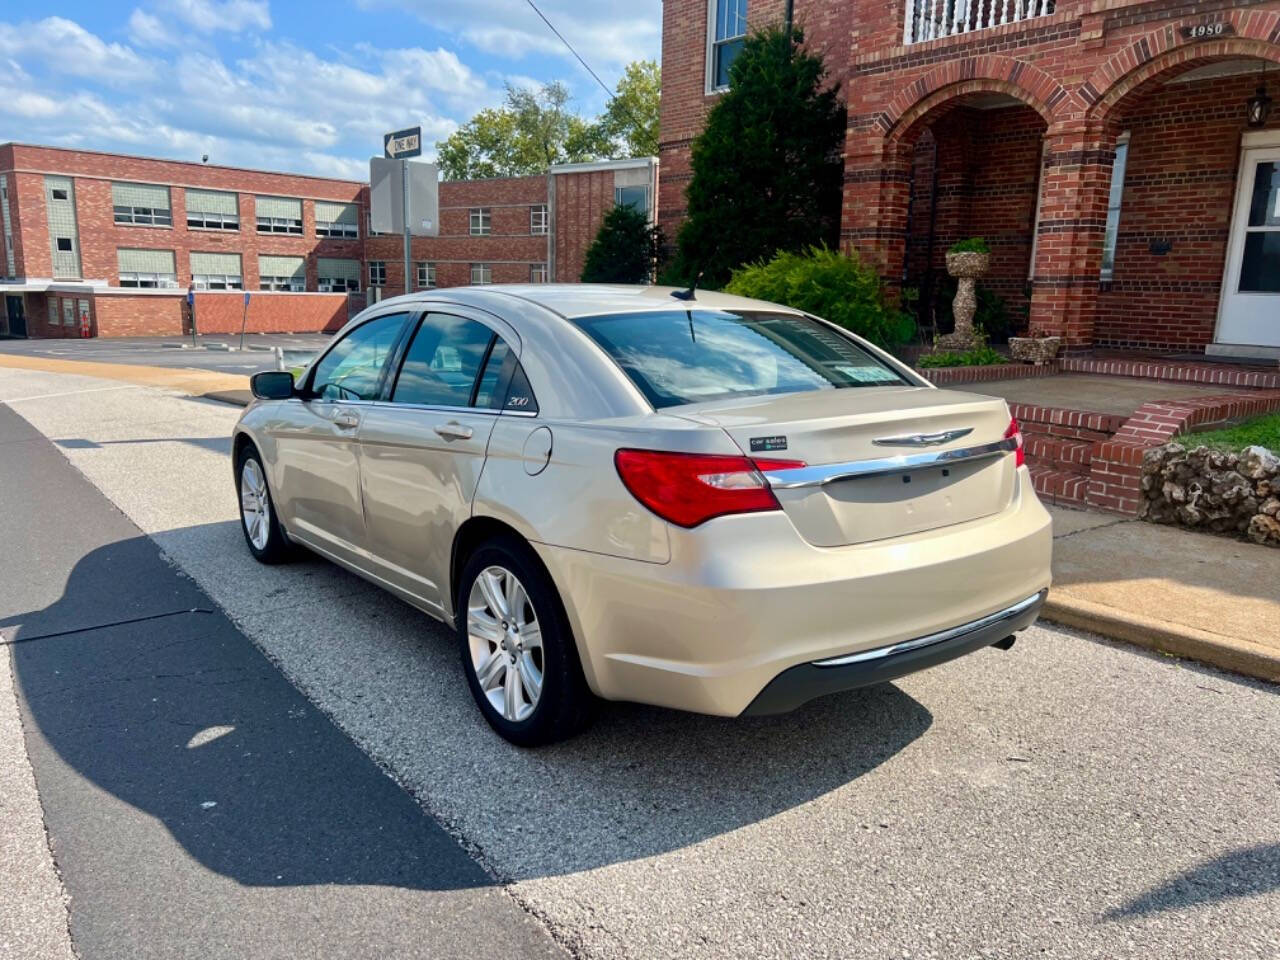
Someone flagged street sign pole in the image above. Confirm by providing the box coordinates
[402,159,411,295]
[238,291,251,351]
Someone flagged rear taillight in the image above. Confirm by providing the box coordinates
[614,449,806,528]
[1005,417,1025,468]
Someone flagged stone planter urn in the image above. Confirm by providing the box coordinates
[935,250,991,351]
[1008,336,1062,365]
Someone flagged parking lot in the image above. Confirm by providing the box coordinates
[0,333,330,376]
[2,364,1279,959]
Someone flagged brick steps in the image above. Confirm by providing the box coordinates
[1029,465,1090,508]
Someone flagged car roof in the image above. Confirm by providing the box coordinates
[369,283,805,322]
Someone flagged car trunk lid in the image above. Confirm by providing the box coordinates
[674,387,1018,547]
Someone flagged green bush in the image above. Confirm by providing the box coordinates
[725,246,915,348]
[948,237,990,255]
[581,204,664,284]
[916,345,1007,368]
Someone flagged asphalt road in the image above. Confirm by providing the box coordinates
[2,364,1279,959]
[0,400,563,959]
[0,333,330,375]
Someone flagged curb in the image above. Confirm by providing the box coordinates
[1042,594,1280,684]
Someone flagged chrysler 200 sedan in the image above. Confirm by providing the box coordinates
[233,285,1052,745]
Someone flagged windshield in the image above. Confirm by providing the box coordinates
[571,309,909,409]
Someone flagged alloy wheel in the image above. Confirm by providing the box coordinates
[239,458,271,551]
[467,565,544,722]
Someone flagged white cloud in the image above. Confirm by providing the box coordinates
[0,15,494,178]
[0,17,154,87]
[128,8,177,47]
[166,0,272,33]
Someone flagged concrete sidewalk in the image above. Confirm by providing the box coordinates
[1045,507,1280,682]
[0,352,252,406]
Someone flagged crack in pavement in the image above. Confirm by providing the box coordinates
[1,608,214,647]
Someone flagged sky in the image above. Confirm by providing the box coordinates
[0,0,661,181]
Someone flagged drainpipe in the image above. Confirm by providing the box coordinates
[784,0,794,36]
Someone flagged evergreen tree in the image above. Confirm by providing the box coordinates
[581,204,663,284]
[673,26,846,288]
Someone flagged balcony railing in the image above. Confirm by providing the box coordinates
[904,0,1056,44]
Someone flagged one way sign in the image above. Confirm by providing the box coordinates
[384,126,422,160]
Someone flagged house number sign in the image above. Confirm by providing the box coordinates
[1179,22,1234,40]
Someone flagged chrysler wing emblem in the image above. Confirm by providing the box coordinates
[872,427,974,447]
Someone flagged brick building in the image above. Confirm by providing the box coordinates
[659,0,1280,358]
[0,143,656,338]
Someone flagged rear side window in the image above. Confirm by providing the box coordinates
[570,310,907,409]
[310,312,407,401]
[392,313,495,407]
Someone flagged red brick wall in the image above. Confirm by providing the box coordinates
[192,291,349,334]
[364,174,550,293]
[1095,71,1269,350]
[94,294,184,338]
[553,170,614,282]
[659,0,1280,350]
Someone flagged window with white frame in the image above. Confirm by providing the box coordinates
[316,201,358,238]
[470,208,491,236]
[1100,132,1131,281]
[190,251,243,289]
[416,261,436,288]
[118,248,178,288]
[186,189,239,230]
[531,204,548,235]
[317,257,360,292]
[255,196,303,234]
[708,0,748,92]
[470,263,492,285]
[529,262,548,283]
[259,254,306,291]
[369,260,386,286]
[112,182,172,226]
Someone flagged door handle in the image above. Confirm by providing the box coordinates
[333,411,359,429]
[433,421,473,441]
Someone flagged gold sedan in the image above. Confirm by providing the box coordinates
[233,285,1052,745]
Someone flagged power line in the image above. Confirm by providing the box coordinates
[523,0,619,105]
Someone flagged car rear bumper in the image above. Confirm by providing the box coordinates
[534,467,1053,717]
[741,589,1045,715]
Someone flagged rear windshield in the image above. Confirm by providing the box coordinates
[571,309,909,409]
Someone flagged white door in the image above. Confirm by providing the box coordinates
[1218,138,1280,347]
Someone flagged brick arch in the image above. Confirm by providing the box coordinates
[881,57,1077,141]
[1083,11,1280,119]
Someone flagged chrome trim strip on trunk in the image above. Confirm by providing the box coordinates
[811,591,1045,668]
[763,436,1018,490]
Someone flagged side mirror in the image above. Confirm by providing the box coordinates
[250,370,296,400]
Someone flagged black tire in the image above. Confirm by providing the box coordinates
[235,442,295,565]
[457,535,595,746]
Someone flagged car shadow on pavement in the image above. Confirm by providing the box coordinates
[3,535,499,893]
[6,526,935,890]
[1105,842,1280,918]
[56,436,232,455]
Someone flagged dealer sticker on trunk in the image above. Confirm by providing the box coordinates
[750,435,788,452]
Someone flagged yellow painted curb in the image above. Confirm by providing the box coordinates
[0,352,250,399]
[1042,594,1280,684]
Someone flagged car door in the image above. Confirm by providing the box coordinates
[356,310,521,614]
[271,310,413,568]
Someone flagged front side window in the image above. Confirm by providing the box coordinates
[531,204,548,235]
[392,313,497,407]
[709,0,748,91]
[309,312,408,401]
[571,309,908,409]
[470,208,491,236]
[1100,133,1131,281]
[470,263,492,285]
[369,260,386,286]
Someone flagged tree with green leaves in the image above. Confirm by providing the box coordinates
[436,62,661,180]
[581,204,663,284]
[672,26,846,289]
[436,82,604,180]
[595,59,660,158]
